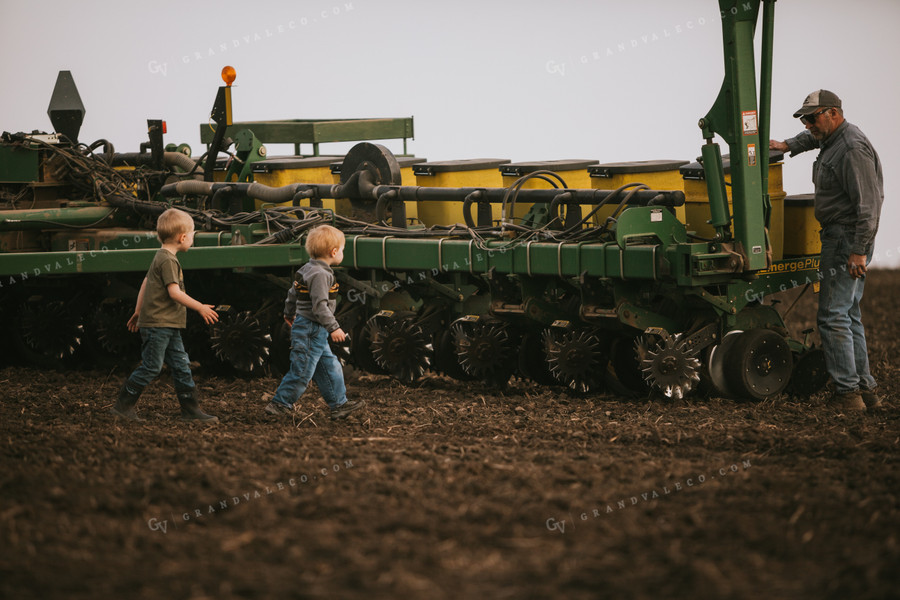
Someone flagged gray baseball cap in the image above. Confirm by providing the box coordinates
[793,89,842,118]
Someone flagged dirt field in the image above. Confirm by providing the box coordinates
[2,271,898,600]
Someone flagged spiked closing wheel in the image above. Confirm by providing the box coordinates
[90,298,140,358]
[450,316,517,387]
[366,311,432,384]
[209,309,272,373]
[544,327,607,394]
[17,296,84,363]
[641,333,701,400]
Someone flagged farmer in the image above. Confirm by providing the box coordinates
[770,90,884,411]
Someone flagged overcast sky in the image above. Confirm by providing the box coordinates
[2,0,898,266]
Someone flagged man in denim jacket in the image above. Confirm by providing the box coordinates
[771,90,884,411]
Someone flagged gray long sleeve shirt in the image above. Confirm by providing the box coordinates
[283,259,340,332]
[785,121,883,255]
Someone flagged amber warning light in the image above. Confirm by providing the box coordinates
[222,66,236,87]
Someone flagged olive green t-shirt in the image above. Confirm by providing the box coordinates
[138,248,186,328]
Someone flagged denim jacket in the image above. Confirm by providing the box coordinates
[785,121,883,255]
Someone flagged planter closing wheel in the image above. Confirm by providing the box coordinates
[724,329,793,400]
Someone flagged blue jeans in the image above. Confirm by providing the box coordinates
[126,327,195,392]
[272,315,347,409]
[817,224,877,394]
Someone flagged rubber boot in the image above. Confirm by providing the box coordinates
[111,382,145,422]
[176,389,219,423]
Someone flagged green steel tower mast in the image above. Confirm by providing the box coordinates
[699,0,777,272]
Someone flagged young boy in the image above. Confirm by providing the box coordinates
[265,224,365,420]
[111,208,220,422]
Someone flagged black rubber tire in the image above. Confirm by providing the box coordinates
[723,328,793,401]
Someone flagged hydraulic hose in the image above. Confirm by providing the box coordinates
[161,180,216,197]
[163,151,205,178]
[246,182,301,203]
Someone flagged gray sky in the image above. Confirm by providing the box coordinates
[3,0,898,266]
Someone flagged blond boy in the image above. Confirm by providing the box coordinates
[265,225,364,419]
[111,208,219,422]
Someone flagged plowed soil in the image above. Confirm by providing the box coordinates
[2,271,899,600]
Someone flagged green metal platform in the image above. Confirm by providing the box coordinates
[199,118,415,156]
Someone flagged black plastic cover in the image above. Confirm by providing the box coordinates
[412,159,510,176]
[500,159,598,176]
[589,160,688,178]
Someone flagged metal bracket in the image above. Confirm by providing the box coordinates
[333,270,381,299]
[423,278,465,302]
[685,287,737,315]
[381,235,394,271]
[678,321,720,356]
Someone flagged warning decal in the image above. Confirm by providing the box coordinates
[742,110,758,135]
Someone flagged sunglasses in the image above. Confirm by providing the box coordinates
[800,108,831,125]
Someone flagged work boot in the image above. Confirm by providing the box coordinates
[264,401,295,416]
[330,398,366,420]
[860,388,883,409]
[176,389,219,423]
[111,382,145,422]
[836,391,866,412]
